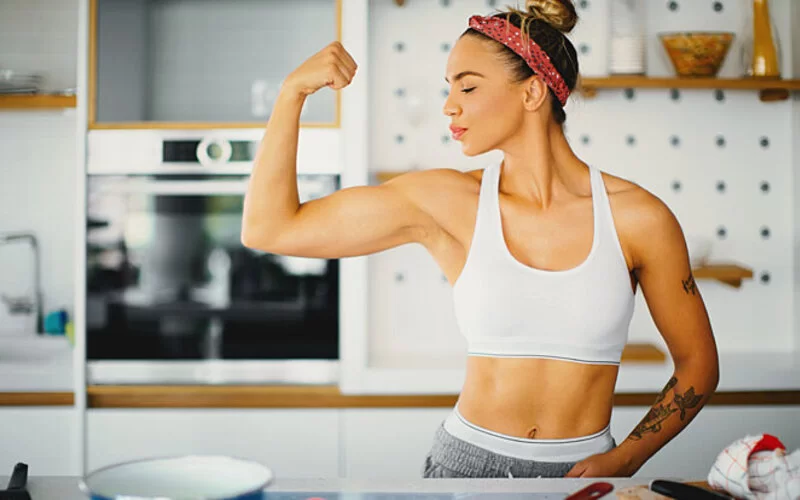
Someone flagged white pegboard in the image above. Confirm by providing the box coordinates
[365,0,796,371]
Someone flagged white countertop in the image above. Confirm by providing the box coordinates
[0,333,74,392]
[1,476,701,500]
[616,349,800,393]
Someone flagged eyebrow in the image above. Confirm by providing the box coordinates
[444,71,485,83]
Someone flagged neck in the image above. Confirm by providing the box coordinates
[498,119,584,209]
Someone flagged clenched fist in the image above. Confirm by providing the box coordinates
[283,41,358,97]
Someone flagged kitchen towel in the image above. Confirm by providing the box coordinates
[707,433,799,499]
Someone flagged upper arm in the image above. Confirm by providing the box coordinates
[242,171,440,259]
[630,193,719,376]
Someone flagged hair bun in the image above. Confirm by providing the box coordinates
[525,0,578,33]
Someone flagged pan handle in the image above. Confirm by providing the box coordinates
[6,463,28,490]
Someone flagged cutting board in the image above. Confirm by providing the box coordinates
[614,485,670,499]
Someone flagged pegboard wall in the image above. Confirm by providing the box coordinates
[364,0,797,368]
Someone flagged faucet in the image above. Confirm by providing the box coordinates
[0,232,44,335]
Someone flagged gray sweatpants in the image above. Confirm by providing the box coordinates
[422,423,616,479]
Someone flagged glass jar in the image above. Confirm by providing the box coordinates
[608,0,647,75]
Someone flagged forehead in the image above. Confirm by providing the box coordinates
[445,35,504,81]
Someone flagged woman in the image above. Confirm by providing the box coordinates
[242,0,720,479]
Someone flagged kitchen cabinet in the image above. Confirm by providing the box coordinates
[0,408,78,476]
[86,409,340,478]
[341,408,450,479]
[340,406,800,479]
[90,0,341,128]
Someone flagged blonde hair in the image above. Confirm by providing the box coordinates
[524,0,578,34]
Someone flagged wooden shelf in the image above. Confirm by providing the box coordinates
[0,392,74,406]
[621,342,666,363]
[86,384,800,408]
[0,94,76,109]
[693,264,753,288]
[579,76,800,102]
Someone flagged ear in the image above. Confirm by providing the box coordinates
[522,75,549,112]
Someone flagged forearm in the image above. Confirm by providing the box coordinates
[241,87,307,245]
[613,362,719,475]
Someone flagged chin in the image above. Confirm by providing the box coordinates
[460,141,492,157]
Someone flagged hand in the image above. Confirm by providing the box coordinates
[564,449,635,478]
[283,41,358,97]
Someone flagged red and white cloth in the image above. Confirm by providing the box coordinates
[707,434,799,499]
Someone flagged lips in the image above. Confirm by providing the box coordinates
[450,125,467,140]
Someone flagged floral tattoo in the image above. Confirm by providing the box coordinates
[629,377,704,440]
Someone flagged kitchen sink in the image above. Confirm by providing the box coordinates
[0,333,72,364]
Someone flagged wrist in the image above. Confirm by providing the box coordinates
[610,441,644,476]
[279,81,308,102]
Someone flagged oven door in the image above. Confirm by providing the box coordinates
[86,174,339,385]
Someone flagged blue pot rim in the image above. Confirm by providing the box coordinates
[78,453,272,500]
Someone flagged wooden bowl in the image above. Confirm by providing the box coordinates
[659,32,735,77]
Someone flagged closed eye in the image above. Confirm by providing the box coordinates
[461,87,476,93]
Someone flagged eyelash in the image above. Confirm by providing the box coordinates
[461,87,476,93]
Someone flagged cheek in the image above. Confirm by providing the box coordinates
[467,92,521,141]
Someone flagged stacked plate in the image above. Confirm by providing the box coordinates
[608,0,647,75]
[0,69,43,94]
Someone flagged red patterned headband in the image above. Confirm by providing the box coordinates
[468,15,570,106]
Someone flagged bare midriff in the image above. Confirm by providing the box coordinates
[456,356,619,439]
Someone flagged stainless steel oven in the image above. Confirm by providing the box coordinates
[85,133,340,384]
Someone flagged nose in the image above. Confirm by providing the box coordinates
[442,90,459,117]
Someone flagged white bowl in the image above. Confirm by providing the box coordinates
[79,455,273,499]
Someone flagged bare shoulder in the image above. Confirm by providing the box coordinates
[380,167,485,248]
[601,171,683,268]
[382,167,481,190]
[380,167,483,212]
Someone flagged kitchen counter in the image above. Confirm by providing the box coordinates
[0,476,714,500]
[0,333,74,402]
[84,349,800,408]
[1,329,799,407]
[616,349,800,392]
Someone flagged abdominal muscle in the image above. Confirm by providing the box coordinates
[456,356,619,440]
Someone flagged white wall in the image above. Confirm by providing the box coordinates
[0,0,79,332]
[793,0,800,349]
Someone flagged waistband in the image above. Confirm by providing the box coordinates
[442,405,614,462]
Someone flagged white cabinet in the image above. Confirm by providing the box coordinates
[0,408,78,476]
[611,405,800,479]
[87,409,339,478]
[341,408,450,479]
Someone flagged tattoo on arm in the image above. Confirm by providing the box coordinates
[629,377,704,440]
[682,273,697,295]
[656,376,677,403]
[674,387,703,420]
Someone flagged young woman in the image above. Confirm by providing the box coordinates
[242,0,720,479]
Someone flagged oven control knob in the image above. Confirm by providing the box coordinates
[196,137,232,166]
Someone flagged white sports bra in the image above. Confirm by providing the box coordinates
[452,162,635,365]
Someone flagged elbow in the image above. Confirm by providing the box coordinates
[674,349,719,393]
[240,223,274,252]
